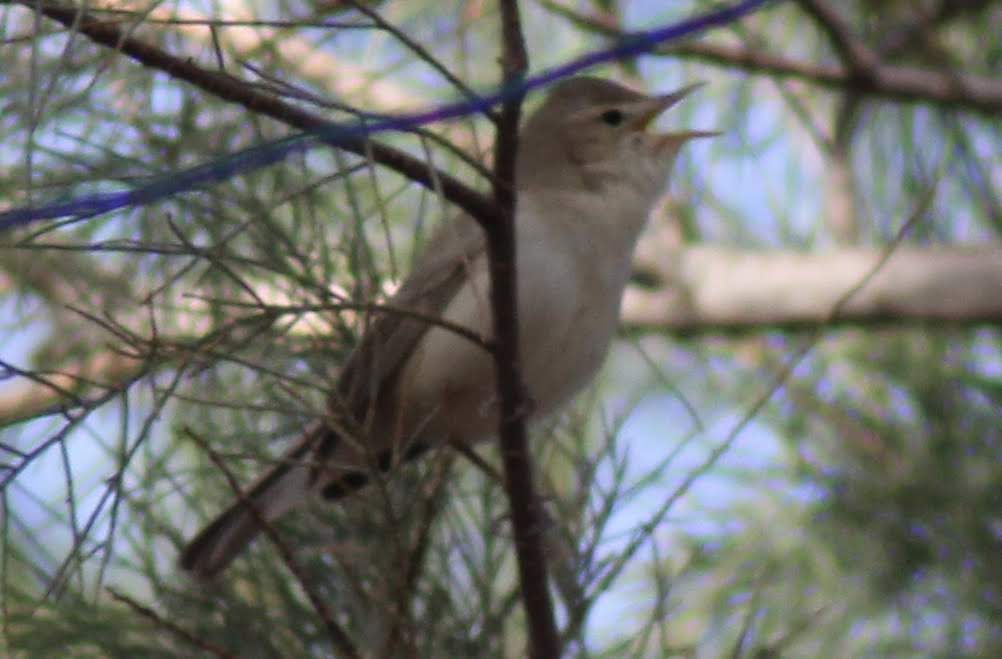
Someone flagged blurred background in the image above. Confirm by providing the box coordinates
[1,0,1000,656]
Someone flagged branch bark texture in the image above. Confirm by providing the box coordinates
[625,244,1002,332]
[489,2,561,657]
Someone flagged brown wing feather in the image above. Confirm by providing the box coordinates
[335,215,486,417]
[180,217,485,579]
[313,216,486,479]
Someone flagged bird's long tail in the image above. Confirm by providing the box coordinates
[180,425,431,580]
[179,431,318,581]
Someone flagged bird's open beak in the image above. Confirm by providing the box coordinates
[630,82,720,144]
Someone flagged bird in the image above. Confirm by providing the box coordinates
[179,76,716,580]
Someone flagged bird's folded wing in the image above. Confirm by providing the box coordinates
[335,214,488,420]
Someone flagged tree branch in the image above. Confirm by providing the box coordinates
[538,1,1002,114]
[668,42,1002,114]
[794,0,880,75]
[107,588,238,659]
[4,242,1002,427]
[16,0,499,228]
[5,244,1001,427]
[489,1,560,658]
[625,244,1002,332]
[184,428,361,659]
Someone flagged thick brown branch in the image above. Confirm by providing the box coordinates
[17,1,498,228]
[666,41,1002,114]
[489,2,560,658]
[538,2,1002,114]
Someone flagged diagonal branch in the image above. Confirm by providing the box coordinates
[107,588,238,659]
[794,0,879,75]
[185,428,361,659]
[666,40,1002,113]
[538,1,1002,114]
[340,0,497,122]
[16,0,499,228]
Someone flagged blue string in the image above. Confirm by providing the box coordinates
[0,0,773,233]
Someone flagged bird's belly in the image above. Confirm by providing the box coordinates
[389,234,623,447]
[517,248,619,418]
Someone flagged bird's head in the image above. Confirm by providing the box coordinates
[517,77,718,199]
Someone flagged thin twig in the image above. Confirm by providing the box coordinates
[342,0,497,123]
[183,295,493,353]
[794,0,879,75]
[16,0,499,228]
[107,588,238,659]
[183,428,362,659]
[569,183,939,638]
[238,61,494,182]
[382,449,455,656]
[537,1,1002,114]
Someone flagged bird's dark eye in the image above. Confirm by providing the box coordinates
[600,109,624,126]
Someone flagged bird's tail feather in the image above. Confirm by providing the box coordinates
[180,427,431,580]
[179,438,314,581]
